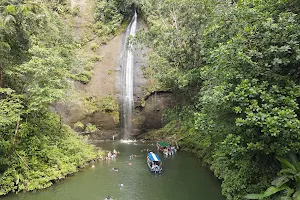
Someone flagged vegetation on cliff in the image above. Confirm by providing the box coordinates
[132,0,300,199]
[94,0,133,43]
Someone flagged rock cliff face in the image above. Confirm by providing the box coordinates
[54,0,121,141]
[131,91,175,137]
[86,17,177,140]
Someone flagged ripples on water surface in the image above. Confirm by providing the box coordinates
[3,141,224,200]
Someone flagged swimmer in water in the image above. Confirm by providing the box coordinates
[105,195,113,200]
[112,168,119,172]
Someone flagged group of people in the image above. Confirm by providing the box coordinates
[105,149,118,160]
[163,145,177,156]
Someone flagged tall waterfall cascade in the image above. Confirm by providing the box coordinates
[121,11,137,139]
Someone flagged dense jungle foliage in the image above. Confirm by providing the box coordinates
[0,0,102,195]
[131,0,300,199]
[1,0,300,199]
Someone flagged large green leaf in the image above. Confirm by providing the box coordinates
[280,168,297,175]
[264,186,285,197]
[244,194,265,199]
[272,176,289,188]
[245,185,290,199]
[278,158,297,171]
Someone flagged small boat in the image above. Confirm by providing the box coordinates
[147,152,163,173]
[157,142,177,156]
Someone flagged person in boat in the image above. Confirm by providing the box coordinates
[164,148,168,154]
[151,162,156,170]
[155,165,160,173]
[151,162,160,172]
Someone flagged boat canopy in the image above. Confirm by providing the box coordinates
[148,152,161,162]
[157,142,169,147]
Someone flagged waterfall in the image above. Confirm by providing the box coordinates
[121,11,137,139]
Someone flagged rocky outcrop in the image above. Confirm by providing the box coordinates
[131,91,176,137]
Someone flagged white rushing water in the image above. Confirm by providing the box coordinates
[122,11,137,139]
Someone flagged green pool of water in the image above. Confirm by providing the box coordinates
[2,141,224,200]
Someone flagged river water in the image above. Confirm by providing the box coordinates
[2,141,224,200]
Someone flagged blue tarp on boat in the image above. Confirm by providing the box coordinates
[148,152,161,162]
